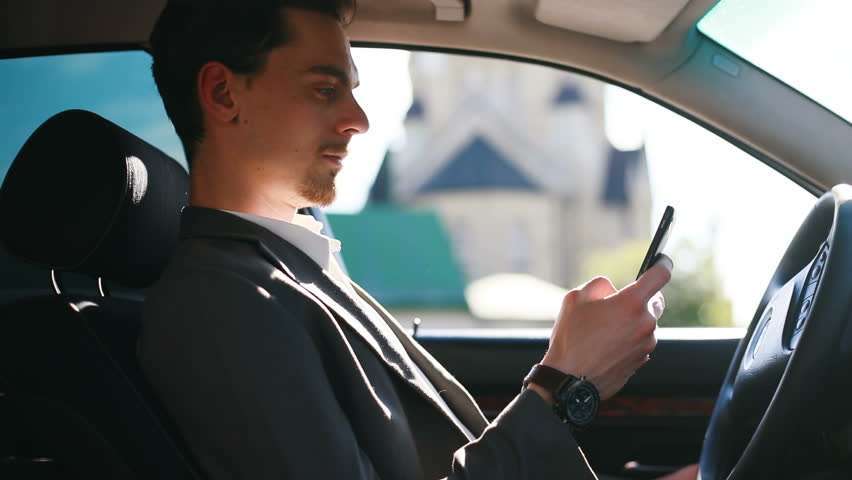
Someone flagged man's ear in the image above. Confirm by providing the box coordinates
[197,61,240,125]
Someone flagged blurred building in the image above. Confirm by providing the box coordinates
[331,52,652,328]
[386,53,651,289]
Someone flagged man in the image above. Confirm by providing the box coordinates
[139,1,697,478]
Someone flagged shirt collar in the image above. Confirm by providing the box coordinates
[223,209,342,270]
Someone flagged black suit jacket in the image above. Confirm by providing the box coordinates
[138,207,595,479]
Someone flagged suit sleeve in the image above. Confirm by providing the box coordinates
[139,267,596,480]
[445,390,597,479]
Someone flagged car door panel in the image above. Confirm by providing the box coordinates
[418,332,739,475]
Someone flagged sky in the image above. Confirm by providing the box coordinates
[699,0,852,124]
[0,48,818,327]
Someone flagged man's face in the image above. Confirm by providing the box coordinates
[231,8,368,208]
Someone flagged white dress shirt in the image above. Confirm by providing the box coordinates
[223,210,476,441]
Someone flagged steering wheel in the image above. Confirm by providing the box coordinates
[699,185,852,480]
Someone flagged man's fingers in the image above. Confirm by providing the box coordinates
[656,463,698,480]
[577,276,617,302]
[624,254,673,302]
[648,292,666,320]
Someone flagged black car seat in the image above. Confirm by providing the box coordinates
[0,110,200,479]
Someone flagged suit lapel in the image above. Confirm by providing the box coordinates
[287,264,416,384]
[181,207,478,438]
[257,235,475,433]
[350,281,489,436]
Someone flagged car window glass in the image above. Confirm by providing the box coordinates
[326,48,816,332]
[0,49,818,331]
[0,51,185,184]
[699,0,852,123]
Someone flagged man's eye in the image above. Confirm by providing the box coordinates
[316,87,337,98]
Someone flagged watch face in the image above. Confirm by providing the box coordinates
[560,381,599,427]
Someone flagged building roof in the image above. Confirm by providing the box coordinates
[417,135,540,194]
[327,206,468,309]
[368,150,392,204]
[553,82,583,105]
[405,97,425,121]
[601,146,643,207]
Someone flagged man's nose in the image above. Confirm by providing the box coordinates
[336,97,370,136]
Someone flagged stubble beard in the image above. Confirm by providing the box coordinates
[298,162,338,207]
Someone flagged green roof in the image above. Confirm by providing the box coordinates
[327,206,468,309]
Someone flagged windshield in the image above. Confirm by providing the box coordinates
[698,0,852,124]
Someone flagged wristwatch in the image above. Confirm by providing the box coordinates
[523,364,600,429]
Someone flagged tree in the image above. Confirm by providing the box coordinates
[578,239,733,327]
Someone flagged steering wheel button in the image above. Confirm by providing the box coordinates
[808,264,823,283]
[790,329,802,349]
[798,295,813,326]
[802,281,818,300]
[808,245,829,284]
[800,294,813,312]
[795,309,809,332]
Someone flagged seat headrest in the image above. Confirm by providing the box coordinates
[0,110,189,288]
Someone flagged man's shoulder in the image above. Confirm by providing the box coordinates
[148,236,282,304]
[167,235,264,276]
[143,236,316,323]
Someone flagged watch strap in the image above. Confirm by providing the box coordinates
[522,364,578,393]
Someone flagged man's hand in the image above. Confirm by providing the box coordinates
[531,255,673,402]
[657,464,698,480]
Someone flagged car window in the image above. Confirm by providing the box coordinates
[0,51,185,184]
[0,49,818,331]
[326,48,817,332]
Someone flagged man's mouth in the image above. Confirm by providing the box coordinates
[322,151,346,167]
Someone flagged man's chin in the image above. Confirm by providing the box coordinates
[312,194,335,207]
[298,184,336,207]
[298,168,338,207]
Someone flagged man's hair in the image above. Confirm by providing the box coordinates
[149,0,356,167]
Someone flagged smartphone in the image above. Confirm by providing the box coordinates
[636,206,675,279]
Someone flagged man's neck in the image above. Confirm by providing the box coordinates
[187,148,301,223]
